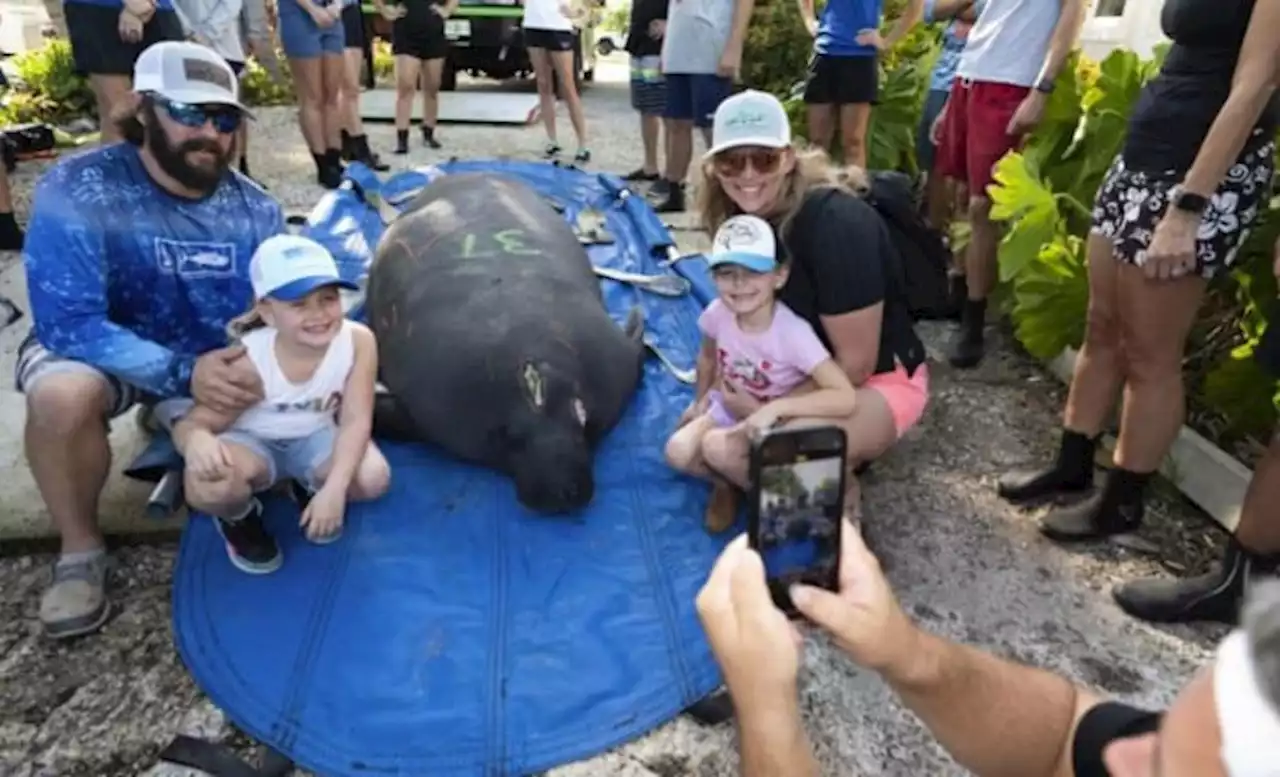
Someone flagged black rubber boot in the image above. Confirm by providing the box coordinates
[1039,467,1149,542]
[421,124,442,150]
[685,690,734,725]
[394,129,409,155]
[998,429,1099,505]
[945,274,966,321]
[0,211,25,251]
[1112,538,1280,625]
[654,182,685,213]
[350,134,390,171]
[947,298,986,369]
[340,128,354,161]
[315,150,343,189]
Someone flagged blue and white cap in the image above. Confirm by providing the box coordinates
[706,89,792,159]
[250,234,359,301]
[708,215,777,273]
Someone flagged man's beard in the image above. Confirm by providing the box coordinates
[145,107,233,194]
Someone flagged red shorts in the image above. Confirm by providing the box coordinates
[935,78,1031,197]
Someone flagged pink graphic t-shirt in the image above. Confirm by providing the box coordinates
[698,299,832,401]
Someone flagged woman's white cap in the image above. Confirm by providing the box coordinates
[705,89,793,159]
[1215,628,1280,776]
[250,234,358,301]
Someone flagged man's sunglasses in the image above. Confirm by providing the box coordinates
[153,95,243,134]
[713,147,783,177]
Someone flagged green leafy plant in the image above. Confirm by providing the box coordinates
[0,38,94,126]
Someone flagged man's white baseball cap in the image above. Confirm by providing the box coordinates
[250,234,359,301]
[708,215,778,273]
[705,89,792,159]
[133,40,252,115]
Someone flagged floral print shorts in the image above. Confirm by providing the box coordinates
[1090,131,1276,280]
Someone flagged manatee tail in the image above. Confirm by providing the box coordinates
[372,392,420,442]
[623,304,645,343]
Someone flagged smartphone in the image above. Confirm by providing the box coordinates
[747,425,846,618]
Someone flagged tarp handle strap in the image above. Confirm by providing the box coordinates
[157,735,295,777]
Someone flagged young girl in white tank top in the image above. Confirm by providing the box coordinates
[163,234,391,575]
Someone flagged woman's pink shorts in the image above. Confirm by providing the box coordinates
[864,362,930,438]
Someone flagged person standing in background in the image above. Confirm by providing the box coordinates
[338,0,390,170]
[172,0,272,180]
[522,0,591,162]
[933,0,1085,369]
[651,0,755,213]
[619,0,669,186]
[63,0,186,144]
[916,0,984,311]
[374,0,455,153]
[796,0,922,168]
[276,0,348,188]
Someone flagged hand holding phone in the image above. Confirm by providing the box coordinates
[747,425,847,618]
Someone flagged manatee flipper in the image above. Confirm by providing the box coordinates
[372,392,420,442]
[623,304,645,343]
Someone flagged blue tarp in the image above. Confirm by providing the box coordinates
[168,160,735,776]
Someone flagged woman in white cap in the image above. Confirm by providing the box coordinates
[161,234,391,575]
[692,88,929,525]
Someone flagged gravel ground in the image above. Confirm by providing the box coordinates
[0,59,1232,776]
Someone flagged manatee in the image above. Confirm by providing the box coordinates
[365,171,647,514]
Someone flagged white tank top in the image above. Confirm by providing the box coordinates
[230,321,355,440]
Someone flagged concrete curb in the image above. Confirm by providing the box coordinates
[1046,347,1250,533]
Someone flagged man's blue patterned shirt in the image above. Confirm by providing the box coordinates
[23,143,285,399]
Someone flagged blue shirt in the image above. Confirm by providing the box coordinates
[24,143,285,399]
[815,0,883,57]
[924,0,985,92]
[66,0,176,10]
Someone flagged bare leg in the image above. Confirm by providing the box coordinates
[664,414,718,478]
[392,55,421,153]
[313,441,393,501]
[947,194,999,368]
[549,49,588,157]
[320,53,347,152]
[90,74,133,144]
[528,47,558,152]
[837,102,871,168]
[420,56,444,147]
[806,103,836,156]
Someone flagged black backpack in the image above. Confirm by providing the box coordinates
[863,170,957,321]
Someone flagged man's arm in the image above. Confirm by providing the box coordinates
[1034,0,1085,86]
[723,0,756,62]
[795,0,816,33]
[1177,0,1280,199]
[739,699,820,777]
[885,627,1104,777]
[24,177,197,398]
[923,0,976,23]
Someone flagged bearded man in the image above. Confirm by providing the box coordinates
[19,40,281,640]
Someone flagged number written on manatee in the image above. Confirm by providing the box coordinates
[457,229,542,259]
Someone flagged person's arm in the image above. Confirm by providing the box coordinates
[881,0,923,49]
[884,627,1103,777]
[761,358,857,421]
[739,699,820,777]
[241,0,271,49]
[795,0,816,34]
[172,403,240,453]
[723,0,756,63]
[23,176,198,399]
[923,0,976,23]
[798,194,889,387]
[694,301,726,401]
[1175,0,1280,201]
[1033,0,1085,87]
[322,324,379,497]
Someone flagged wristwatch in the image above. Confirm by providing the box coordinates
[1170,186,1209,216]
[1034,77,1055,94]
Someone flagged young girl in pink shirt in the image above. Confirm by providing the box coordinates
[664,214,859,532]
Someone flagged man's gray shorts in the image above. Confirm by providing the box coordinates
[14,333,141,417]
[155,398,337,492]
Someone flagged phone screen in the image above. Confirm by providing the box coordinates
[751,430,844,614]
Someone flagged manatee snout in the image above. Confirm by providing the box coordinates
[512,426,595,514]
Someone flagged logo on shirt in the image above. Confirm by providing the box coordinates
[155,238,238,279]
[272,391,342,415]
[718,348,773,397]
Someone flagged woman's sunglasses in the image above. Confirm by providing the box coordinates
[154,95,243,134]
[713,147,783,177]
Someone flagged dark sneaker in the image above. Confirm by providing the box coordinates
[214,500,283,574]
[574,147,591,164]
[40,553,112,639]
[622,168,659,182]
[544,142,562,159]
[654,184,685,213]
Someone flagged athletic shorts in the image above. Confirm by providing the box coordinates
[1089,132,1276,280]
[155,397,338,491]
[802,53,878,106]
[629,55,666,115]
[524,27,575,51]
[392,13,447,60]
[935,77,1030,196]
[342,2,366,49]
[864,362,929,439]
[705,389,737,427]
[663,72,733,128]
[65,1,184,76]
[916,88,950,174]
[14,333,144,418]
[278,0,346,59]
